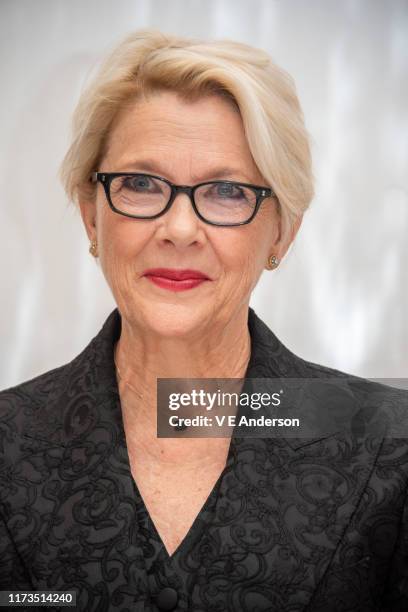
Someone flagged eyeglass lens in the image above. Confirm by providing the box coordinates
[108,174,258,224]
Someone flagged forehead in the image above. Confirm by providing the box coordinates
[102,91,264,183]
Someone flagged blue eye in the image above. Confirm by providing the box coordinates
[122,175,154,191]
[213,183,246,199]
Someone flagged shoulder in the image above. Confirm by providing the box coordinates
[250,304,406,380]
[0,364,74,485]
[295,353,408,420]
[0,308,121,467]
[248,307,408,436]
[0,333,98,453]
[248,306,358,379]
[0,308,119,422]
[0,364,68,435]
[0,362,67,399]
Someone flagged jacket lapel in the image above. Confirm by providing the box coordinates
[217,307,385,608]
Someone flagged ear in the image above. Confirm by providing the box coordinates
[78,190,97,243]
[288,214,303,243]
[273,213,303,260]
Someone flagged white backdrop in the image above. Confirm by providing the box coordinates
[1,0,407,390]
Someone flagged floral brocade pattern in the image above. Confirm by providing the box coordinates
[1,307,408,611]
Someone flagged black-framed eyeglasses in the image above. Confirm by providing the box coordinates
[90,172,276,227]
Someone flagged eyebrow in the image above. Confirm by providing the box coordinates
[116,159,255,183]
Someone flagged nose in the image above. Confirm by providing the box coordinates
[158,191,203,247]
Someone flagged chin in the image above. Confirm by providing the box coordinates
[137,301,213,339]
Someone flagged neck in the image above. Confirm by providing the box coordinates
[114,306,251,464]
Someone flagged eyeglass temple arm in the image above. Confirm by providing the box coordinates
[90,172,106,183]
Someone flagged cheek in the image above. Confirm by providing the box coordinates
[96,204,151,277]
[211,227,268,288]
[218,213,277,290]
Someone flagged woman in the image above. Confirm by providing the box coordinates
[0,29,407,612]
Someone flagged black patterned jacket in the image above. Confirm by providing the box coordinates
[0,307,407,612]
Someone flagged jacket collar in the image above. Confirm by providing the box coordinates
[36,306,356,452]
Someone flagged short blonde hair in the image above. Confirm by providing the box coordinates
[60,29,314,241]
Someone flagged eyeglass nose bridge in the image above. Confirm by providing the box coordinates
[167,184,196,210]
[172,184,194,197]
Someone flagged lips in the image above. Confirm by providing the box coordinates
[143,268,211,292]
[143,268,210,280]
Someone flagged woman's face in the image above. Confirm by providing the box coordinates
[80,90,293,337]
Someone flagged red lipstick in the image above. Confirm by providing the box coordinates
[142,268,211,292]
